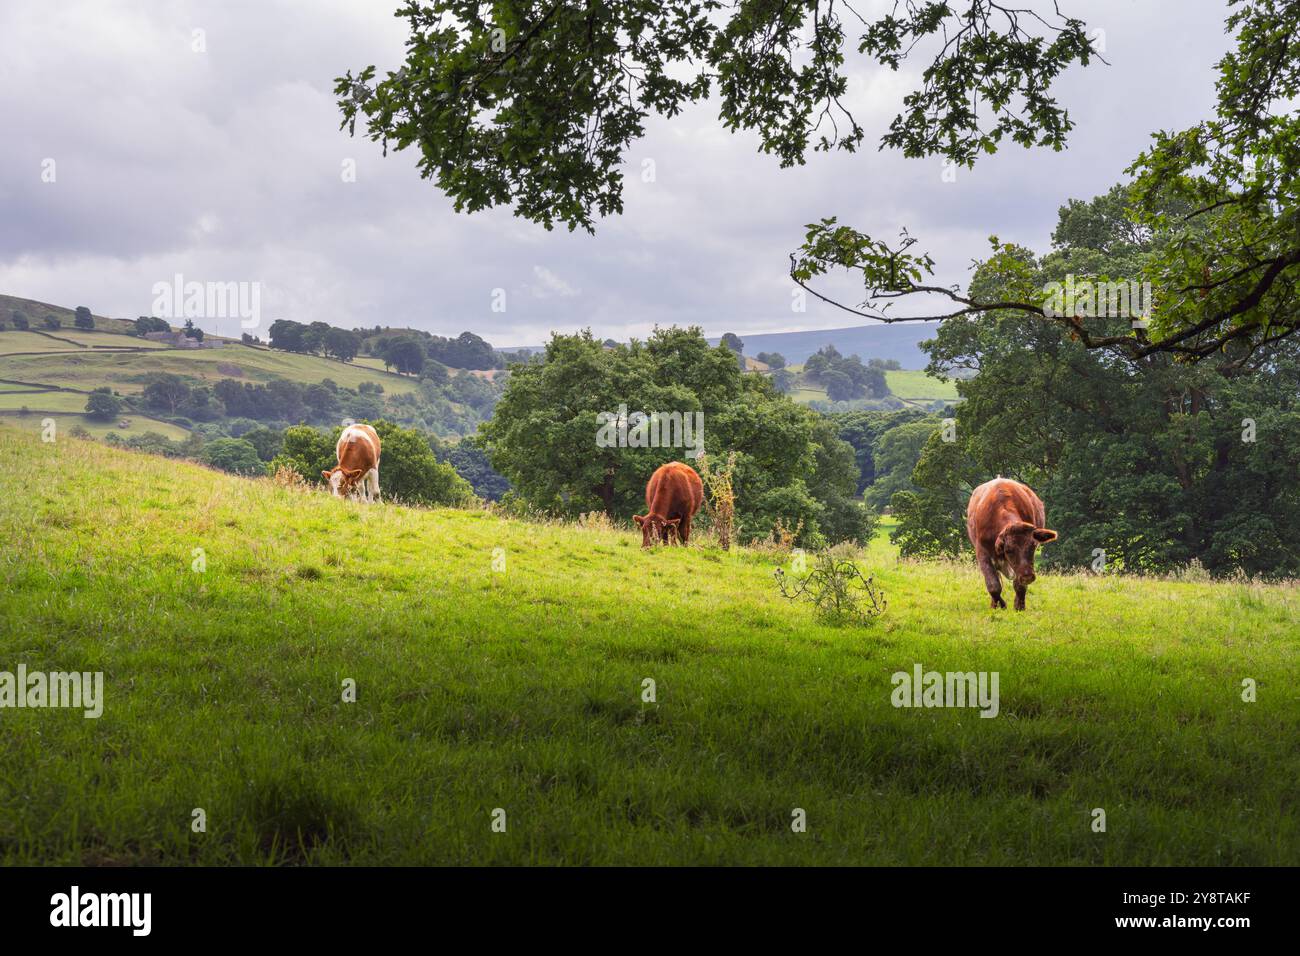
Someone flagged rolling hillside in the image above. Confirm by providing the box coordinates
[0,294,473,439]
[2,427,1295,865]
[0,339,421,397]
[0,293,135,334]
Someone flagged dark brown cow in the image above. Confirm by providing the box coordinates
[966,477,1057,611]
[634,462,704,547]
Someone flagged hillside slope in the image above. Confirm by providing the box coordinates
[0,335,419,397]
[0,428,1296,864]
[0,293,134,334]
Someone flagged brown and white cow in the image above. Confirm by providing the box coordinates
[323,423,381,502]
[634,462,703,547]
[966,477,1057,611]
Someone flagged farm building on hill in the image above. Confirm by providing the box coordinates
[143,331,223,349]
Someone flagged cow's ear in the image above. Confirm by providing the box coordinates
[1033,528,1058,544]
[665,517,680,528]
[321,470,333,480]
[632,515,645,527]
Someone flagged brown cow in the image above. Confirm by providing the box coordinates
[966,477,1057,611]
[634,462,703,547]
[323,423,381,502]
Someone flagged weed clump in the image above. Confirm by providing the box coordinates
[774,549,886,626]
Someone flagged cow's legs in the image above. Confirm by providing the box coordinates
[1013,583,1027,611]
[978,554,1006,609]
[368,467,381,502]
[678,514,692,544]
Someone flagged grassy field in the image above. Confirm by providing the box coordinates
[36,328,169,350]
[0,330,148,356]
[0,389,191,440]
[784,368,959,407]
[0,340,419,397]
[885,369,960,401]
[0,294,135,334]
[0,411,189,440]
[0,390,95,412]
[1,427,1296,865]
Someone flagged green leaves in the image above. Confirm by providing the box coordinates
[868,2,1099,166]
[477,326,874,543]
[339,0,1099,232]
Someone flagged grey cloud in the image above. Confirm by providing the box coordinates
[0,0,1231,345]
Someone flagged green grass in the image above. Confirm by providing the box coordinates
[1,427,1296,865]
[0,294,136,334]
[0,390,94,412]
[0,412,189,440]
[884,369,960,401]
[788,384,829,404]
[0,341,418,397]
[41,328,169,350]
[783,369,959,407]
[0,330,101,354]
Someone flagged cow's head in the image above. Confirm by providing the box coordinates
[633,513,679,548]
[322,466,364,498]
[994,521,1058,587]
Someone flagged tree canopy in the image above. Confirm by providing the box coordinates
[337,0,1099,232]
[889,182,1300,576]
[477,326,874,544]
[791,1,1300,368]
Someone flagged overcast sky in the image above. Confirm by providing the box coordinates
[0,0,1230,346]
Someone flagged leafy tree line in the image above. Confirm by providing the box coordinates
[365,329,515,373]
[103,418,482,507]
[125,364,502,437]
[269,319,508,373]
[267,319,364,362]
[803,345,890,401]
[478,327,875,546]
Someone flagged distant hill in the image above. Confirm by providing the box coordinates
[0,293,135,334]
[506,321,942,369]
[707,321,942,369]
[0,293,501,439]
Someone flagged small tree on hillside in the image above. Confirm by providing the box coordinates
[720,332,745,369]
[324,327,361,362]
[85,388,122,422]
[43,315,60,329]
[142,374,192,414]
[203,438,263,475]
[378,335,426,375]
[74,306,94,330]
